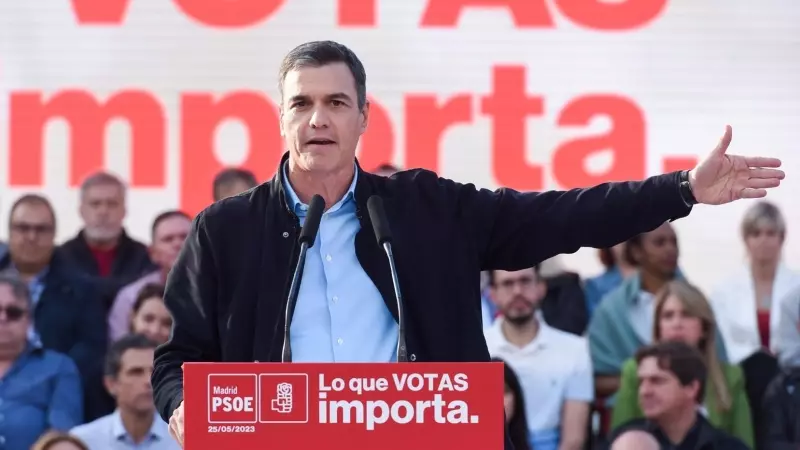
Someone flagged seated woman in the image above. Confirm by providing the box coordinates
[611,280,754,448]
[495,357,531,450]
[129,283,171,345]
[31,431,89,450]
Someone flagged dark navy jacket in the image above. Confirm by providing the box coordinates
[153,152,694,449]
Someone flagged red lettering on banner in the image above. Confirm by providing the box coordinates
[552,95,646,187]
[421,0,552,27]
[9,90,166,187]
[557,0,668,30]
[173,0,286,27]
[338,0,377,27]
[480,66,544,191]
[357,97,394,171]
[405,94,473,173]
[69,0,131,24]
[180,92,282,216]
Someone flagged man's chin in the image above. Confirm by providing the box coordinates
[505,314,534,326]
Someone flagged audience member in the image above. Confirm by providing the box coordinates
[129,284,171,346]
[761,363,800,449]
[774,284,800,368]
[584,244,636,318]
[608,341,749,450]
[30,431,90,450]
[212,168,258,201]
[373,163,400,177]
[495,358,531,450]
[710,201,800,364]
[484,267,592,450]
[589,222,692,398]
[71,334,180,450]
[108,211,189,341]
[610,430,659,450]
[539,267,588,336]
[59,172,156,311]
[0,275,83,450]
[0,194,109,421]
[611,281,753,447]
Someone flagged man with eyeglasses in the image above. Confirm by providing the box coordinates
[0,274,83,449]
[484,267,593,450]
[0,194,108,421]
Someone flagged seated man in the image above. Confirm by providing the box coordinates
[608,341,748,450]
[71,334,180,450]
[0,274,83,449]
[611,430,659,450]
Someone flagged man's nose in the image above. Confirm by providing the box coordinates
[309,107,330,128]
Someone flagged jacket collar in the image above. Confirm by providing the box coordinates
[270,151,374,217]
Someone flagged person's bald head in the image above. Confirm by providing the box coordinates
[611,430,659,450]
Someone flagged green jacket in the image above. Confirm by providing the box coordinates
[611,358,754,449]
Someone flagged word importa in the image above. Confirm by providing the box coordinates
[318,393,477,430]
[319,373,469,395]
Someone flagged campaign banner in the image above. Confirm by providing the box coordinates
[183,362,504,450]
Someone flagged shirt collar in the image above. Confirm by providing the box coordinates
[281,161,358,216]
[489,313,552,352]
[6,264,49,285]
[111,410,169,442]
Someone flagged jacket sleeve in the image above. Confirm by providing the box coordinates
[152,210,222,423]
[773,286,800,368]
[66,280,108,378]
[454,171,692,270]
[759,373,796,450]
[610,359,643,429]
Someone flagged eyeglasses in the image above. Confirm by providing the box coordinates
[10,222,54,235]
[495,276,537,292]
[0,305,27,322]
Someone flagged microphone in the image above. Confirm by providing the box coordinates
[281,194,325,363]
[366,195,408,363]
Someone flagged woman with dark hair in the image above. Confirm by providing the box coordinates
[129,283,171,345]
[494,357,532,450]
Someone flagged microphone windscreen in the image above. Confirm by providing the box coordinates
[366,195,392,245]
[299,194,325,247]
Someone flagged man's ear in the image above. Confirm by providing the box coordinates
[359,100,370,135]
[279,107,285,138]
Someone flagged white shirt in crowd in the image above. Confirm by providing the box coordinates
[484,315,594,450]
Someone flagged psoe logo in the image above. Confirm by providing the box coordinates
[272,383,293,413]
[259,374,309,424]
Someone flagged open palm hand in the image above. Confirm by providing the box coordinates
[689,125,785,205]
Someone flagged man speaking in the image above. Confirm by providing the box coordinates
[152,40,784,448]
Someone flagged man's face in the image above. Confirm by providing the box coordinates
[9,202,56,266]
[490,269,545,324]
[79,183,126,242]
[149,215,191,271]
[637,356,698,421]
[0,284,30,354]
[280,62,368,174]
[105,347,156,414]
[631,223,679,277]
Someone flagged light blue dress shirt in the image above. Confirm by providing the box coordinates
[282,163,397,362]
[70,410,180,450]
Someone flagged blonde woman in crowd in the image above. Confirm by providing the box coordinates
[30,431,89,450]
[710,201,800,364]
[611,281,754,448]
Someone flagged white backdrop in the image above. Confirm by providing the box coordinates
[1,0,798,294]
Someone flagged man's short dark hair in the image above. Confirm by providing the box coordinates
[487,266,541,287]
[635,341,707,402]
[105,334,157,378]
[212,168,257,200]
[278,40,367,111]
[151,210,191,239]
[9,194,56,229]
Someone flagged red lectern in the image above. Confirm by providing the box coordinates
[183,362,504,449]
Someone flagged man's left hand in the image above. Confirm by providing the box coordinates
[689,125,785,205]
